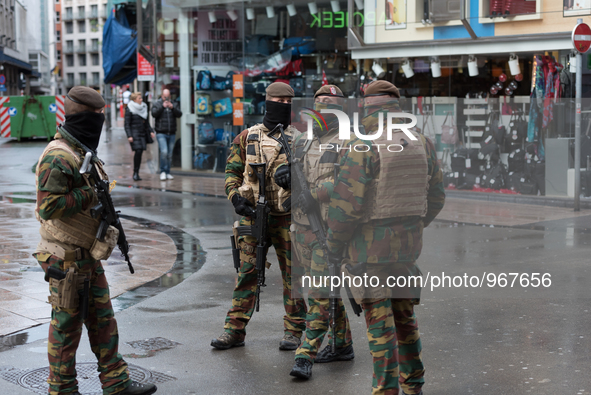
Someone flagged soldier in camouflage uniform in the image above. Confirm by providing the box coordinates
[326,81,445,395]
[33,86,157,395]
[211,82,307,351]
[289,85,355,380]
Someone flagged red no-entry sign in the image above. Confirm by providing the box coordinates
[573,23,591,54]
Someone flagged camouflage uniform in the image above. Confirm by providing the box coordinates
[291,130,353,363]
[326,100,445,395]
[33,135,130,395]
[222,125,307,340]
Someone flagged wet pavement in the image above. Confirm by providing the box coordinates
[1,128,591,394]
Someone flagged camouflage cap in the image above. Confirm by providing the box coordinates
[314,84,344,99]
[66,86,105,109]
[364,80,400,98]
[266,82,294,98]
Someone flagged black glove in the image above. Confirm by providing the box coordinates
[297,190,316,212]
[231,194,256,218]
[274,164,291,190]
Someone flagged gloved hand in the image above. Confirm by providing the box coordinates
[297,190,316,212]
[231,194,256,218]
[274,163,291,190]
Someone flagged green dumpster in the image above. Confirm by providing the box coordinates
[0,95,64,141]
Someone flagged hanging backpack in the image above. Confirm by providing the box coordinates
[213,98,233,117]
[483,110,499,145]
[507,148,526,173]
[481,163,507,190]
[283,36,316,56]
[196,93,212,115]
[198,121,215,144]
[245,35,275,56]
[194,153,214,170]
[440,112,459,145]
[196,69,212,90]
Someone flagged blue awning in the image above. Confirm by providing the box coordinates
[0,47,33,72]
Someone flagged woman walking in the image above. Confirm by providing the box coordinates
[125,92,155,181]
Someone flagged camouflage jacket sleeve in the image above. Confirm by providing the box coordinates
[326,138,376,254]
[225,129,248,201]
[36,149,94,220]
[423,136,445,227]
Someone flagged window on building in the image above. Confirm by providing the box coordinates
[91,38,98,49]
[55,11,60,22]
[67,73,74,86]
[65,7,72,19]
[78,6,84,18]
[92,72,99,85]
[56,30,60,41]
[57,50,61,61]
[66,54,73,67]
[80,72,87,85]
[78,39,85,51]
[65,22,73,34]
[66,40,73,52]
[78,54,86,66]
[78,21,85,33]
[90,4,97,18]
[90,19,99,32]
[91,53,99,65]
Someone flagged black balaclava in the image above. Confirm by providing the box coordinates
[263,100,291,132]
[62,111,105,152]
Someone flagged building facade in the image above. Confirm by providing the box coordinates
[0,0,33,96]
[61,0,108,92]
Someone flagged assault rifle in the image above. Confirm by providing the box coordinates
[80,152,134,274]
[269,124,362,353]
[234,162,271,312]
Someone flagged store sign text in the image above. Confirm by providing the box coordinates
[311,12,392,28]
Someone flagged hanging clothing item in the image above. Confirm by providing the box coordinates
[542,57,558,129]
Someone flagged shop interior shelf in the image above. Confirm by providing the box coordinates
[464,108,487,115]
[465,120,486,127]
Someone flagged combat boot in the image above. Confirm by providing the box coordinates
[211,332,245,350]
[289,358,312,380]
[315,343,355,363]
[279,333,301,350]
[119,380,157,395]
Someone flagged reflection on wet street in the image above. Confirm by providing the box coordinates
[2,132,591,394]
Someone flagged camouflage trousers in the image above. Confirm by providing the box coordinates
[224,215,307,340]
[362,298,424,395]
[35,253,129,395]
[292,225,353,362]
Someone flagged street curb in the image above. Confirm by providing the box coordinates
[446,189,591,209]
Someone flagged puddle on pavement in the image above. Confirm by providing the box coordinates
[111,215,206,312]
[0,215,206,351]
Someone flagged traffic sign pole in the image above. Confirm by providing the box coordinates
[573,19,589,211]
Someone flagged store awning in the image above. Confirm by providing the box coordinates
[0,47,33,72]
[350,32,573,60]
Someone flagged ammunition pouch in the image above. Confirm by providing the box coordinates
[89,225,119,260]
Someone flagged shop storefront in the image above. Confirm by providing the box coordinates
[151,0,591,198]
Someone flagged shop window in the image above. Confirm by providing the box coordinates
[416,0,467,26]
[479,0,541,23]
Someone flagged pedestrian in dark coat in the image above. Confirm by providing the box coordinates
[125,92,154,181]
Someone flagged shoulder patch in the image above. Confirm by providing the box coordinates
[247,134,259,141]
[43,168,69,193]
